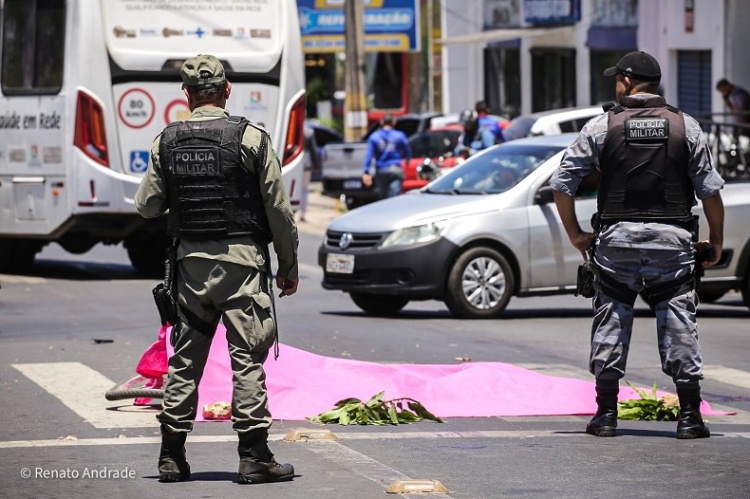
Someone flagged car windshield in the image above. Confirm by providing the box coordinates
[408,130,461,158]
[425,144,563,194]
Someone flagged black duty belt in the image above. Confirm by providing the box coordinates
[595,216,695,231]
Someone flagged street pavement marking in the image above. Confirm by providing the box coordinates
[520,363,750,390]
[304,440,452,499]
[2,430,750,450]
[516,363,590,380]
[12,362,159,429]
[0,274,46,284]
[702,365,750,390]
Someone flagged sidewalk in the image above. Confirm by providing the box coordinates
[296,181,343,236]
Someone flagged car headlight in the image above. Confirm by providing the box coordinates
[381,221,447,248]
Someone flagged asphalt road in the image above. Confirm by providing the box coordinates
[1,188,749,498]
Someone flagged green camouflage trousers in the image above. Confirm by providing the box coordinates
[157,257,276,434]
[590,244,703,385]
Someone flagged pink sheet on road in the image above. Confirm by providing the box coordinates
[138,325,731,421]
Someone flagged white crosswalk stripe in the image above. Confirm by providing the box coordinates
[702,365,750,390]
[12,362,158,429]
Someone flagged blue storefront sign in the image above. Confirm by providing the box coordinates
[523,0,580,25]
[297,0,420,53]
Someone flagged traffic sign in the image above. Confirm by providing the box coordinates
[117,88,155,129]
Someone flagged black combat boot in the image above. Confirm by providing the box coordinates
[676,384,710,439]
[586,378,619,437]
[157,425,191,482]
[237,428,294,484]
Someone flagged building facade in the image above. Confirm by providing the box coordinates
[440,0,749,121]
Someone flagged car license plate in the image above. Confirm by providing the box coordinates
[343,179,362,189]
[326,253,354,274]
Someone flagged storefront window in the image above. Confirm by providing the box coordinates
[590,50,629,105]
[484,46,520,118]
[531,48,576,112]
[365,52,405,111]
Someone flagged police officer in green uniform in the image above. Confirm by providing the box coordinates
[550,51,725,439]
[135,54,299,483]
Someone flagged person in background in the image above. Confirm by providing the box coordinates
[299,124,322,222]
[716,78,750,125]
[362,114,412,200]
[550,51,724,440]
[135,54,299,484]
[475,100,505,144]
[456,109,496,157]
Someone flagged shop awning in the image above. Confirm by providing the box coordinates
[438,26,575,45]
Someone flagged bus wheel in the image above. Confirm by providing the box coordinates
[12,240,41,272]
[126,233,170,276]
[0,238,18,273]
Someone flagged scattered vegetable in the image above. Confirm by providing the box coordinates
[617,382,680,421]
[307,391,444,425]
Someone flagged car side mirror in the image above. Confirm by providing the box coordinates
[534,185,555,205]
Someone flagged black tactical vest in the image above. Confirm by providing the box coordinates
[159,116,271,242]
[598,95,695,222]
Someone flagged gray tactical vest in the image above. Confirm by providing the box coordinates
[598,95,695,223]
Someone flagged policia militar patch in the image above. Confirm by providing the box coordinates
[624,117,669,142]
[171,147,222,176]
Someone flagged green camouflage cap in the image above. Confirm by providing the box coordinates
[180,54,226,87]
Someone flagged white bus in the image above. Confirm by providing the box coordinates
[0,0,306,273]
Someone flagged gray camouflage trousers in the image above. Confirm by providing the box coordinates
[590,243,704,386]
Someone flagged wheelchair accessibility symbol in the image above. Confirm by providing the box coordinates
[130,151,149,173]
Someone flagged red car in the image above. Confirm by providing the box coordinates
[401,125,463,192]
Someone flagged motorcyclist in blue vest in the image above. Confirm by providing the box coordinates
[456,109,496,157]
[475,100,505,144]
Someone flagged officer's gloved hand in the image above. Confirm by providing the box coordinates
[276,276,299,297]
[694,240,722,268]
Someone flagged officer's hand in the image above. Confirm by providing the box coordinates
[571,231,596,260]
[362,173,373,188]
[695,240,722,268]
[276,276,298,297]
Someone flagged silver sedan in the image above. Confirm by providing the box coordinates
[318,134,750,318]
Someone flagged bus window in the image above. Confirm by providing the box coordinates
[1,0,65,95]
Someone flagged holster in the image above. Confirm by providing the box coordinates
[153,238,179,326]
[575,260,597,298]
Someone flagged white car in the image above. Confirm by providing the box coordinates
[430,112,509,130]
[502,106,606,141]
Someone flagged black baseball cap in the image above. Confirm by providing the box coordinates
[603,51,661,82]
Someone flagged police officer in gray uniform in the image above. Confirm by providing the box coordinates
[550,51,725,439]
[135,54,299,482]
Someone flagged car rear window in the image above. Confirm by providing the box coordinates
[408,130,461,158]
[502,116,537,141]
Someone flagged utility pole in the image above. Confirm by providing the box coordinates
[427,0,434,112]
[343,0,368,141]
